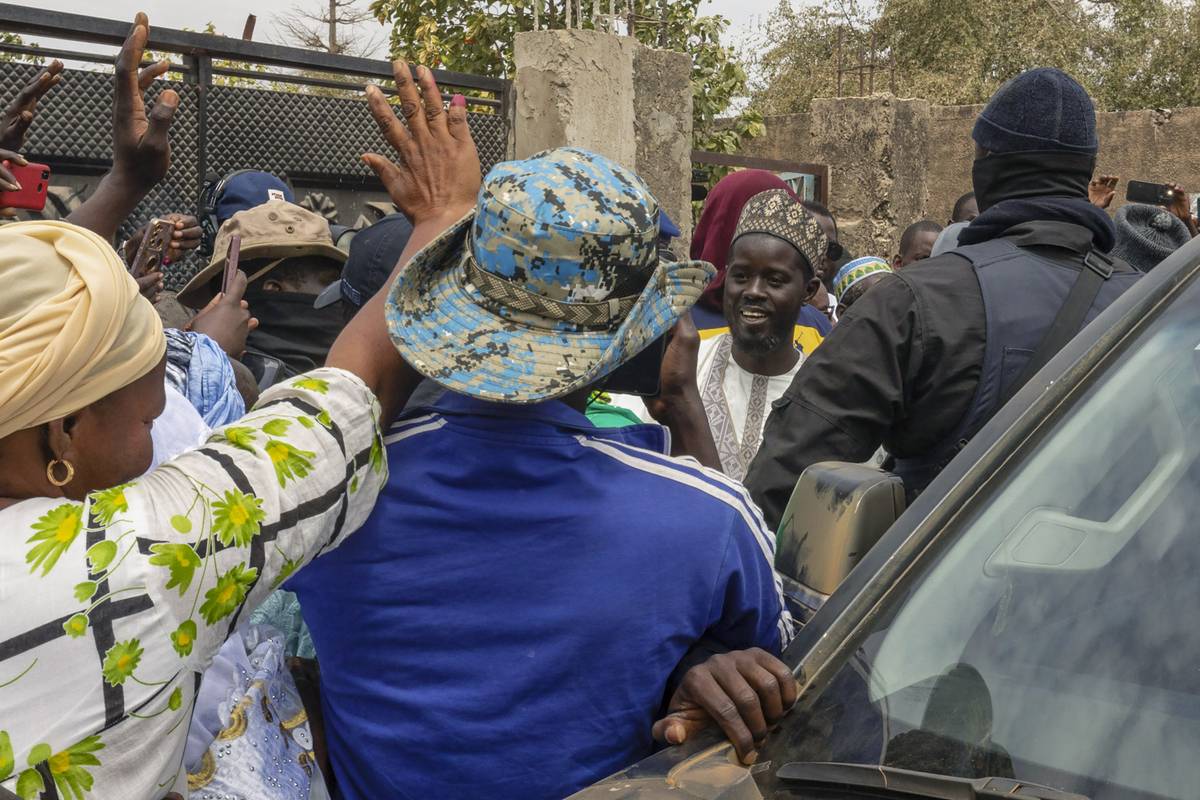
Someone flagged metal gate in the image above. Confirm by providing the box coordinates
[692,150,830,206]
[0,3,511,288]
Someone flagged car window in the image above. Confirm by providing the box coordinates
[760,274,1200,800]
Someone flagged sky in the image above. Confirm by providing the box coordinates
[28,0,781,59]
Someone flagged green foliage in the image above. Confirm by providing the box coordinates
[369,0,761,151]
[0,33,43,65]
[751,0,1200,114]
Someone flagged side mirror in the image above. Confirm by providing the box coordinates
[775,462,906,619]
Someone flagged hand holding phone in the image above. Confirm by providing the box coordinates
[129,217,173,280]
[0,155,49,211]
[604,335,668,396]
[1126,180,1176,207]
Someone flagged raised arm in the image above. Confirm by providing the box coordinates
[67,13,177,240]
[325,61,481,424]
[642,315,723,471]
[0,57,63,151]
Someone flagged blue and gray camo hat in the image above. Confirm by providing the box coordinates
[385,147,715,403]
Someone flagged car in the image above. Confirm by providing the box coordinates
[570,237,1200,800]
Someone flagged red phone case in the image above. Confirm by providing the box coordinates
[0,161,50,211]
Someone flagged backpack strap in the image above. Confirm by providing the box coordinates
[999,248,1115,406]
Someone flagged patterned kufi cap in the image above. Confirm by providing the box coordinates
[832,256,892,298]
[730,189,826,276]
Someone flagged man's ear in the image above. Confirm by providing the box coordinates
[892,254,903,270]
[804,277,823,303]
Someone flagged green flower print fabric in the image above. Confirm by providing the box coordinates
[0,369,387,799]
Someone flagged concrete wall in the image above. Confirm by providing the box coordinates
[511,29,694,250]
[739,97,1200,257]
[728,97,932,257]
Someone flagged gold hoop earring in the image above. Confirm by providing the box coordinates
[46,458,75,487]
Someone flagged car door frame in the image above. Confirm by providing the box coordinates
[784,237,1200,697]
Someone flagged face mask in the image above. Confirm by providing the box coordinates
[244,289,347,375]
[972,150,1095,213]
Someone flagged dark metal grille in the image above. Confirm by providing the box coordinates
[0,9,510,290]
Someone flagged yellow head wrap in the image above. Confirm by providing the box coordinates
[0,220,166,440]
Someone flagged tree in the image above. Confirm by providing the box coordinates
[367,0,763,154]
[0,32,43,65]
[274,0,384,58]
[749,0,1200,114]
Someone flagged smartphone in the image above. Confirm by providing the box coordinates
[0,161,50,211]
[223,234,242,295]
[129,218,173,278]
[1126,180,1176,206]
[604,335,667,396]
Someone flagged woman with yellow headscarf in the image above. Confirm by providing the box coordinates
[0,13,480,798]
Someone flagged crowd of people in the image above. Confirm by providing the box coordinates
[0,13,1193,800]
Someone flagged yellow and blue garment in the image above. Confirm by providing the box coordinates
[690,303,831,356]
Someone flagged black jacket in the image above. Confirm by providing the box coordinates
[744,221,1118,531]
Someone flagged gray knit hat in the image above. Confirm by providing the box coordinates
[1110,203,1191,273]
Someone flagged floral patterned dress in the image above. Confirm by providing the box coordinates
[0,369,387,800]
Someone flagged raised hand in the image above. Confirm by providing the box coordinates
[361,62,480,226]
[641,316,723,470]
[122,213,203,267]
[652,648,798,765]
[111,12,177,194]
[66,14,180,241]
[1165,182,1198,236]
[1088,174,1118,210]
[0,59,63,151]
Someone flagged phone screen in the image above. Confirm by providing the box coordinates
[1125,180,1173,207]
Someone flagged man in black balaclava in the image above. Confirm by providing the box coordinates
[177,200,348,384]
[746,68,1142,527]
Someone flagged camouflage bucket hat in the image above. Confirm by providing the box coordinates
[385,147,715,403]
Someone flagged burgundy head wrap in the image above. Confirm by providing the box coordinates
[692,170,801,312]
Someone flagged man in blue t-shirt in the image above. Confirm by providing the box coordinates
[289,144,795,799]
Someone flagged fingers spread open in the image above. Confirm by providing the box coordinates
[115,15,149,117]
[416,65,448,136]
[390,59,429,140]
[146,89,179,138]
[366,84,412,155]
[13,61,63,111]
[362,152,402,186]
[139,60,170,91]
[447,94,471,141]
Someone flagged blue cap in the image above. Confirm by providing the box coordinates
[659,211,681,240]
[216,171,294,226]
[314,213,414,309]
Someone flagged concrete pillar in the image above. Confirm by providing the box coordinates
[807,95,931,258]
[512,29,694,248]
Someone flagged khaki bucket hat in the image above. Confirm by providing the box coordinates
[178,200,346,307]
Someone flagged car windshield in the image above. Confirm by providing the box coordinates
[760,270,1200,800]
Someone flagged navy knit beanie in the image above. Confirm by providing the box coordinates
[973,68,1098,155]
